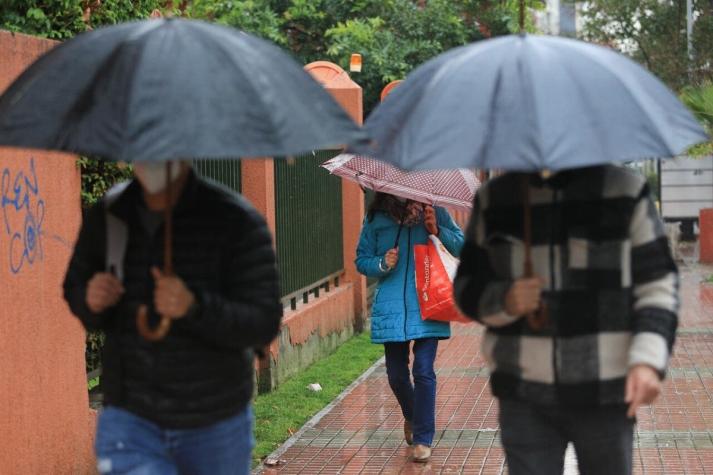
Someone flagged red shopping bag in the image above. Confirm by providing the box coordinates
[414,235,471,323]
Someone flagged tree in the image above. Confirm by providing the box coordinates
[0,0,164,39]
[2,1,539,113]
[186,0,286,45]
[184,0,537,112]
[578,0,713,91]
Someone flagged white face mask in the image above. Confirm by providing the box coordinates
[134,161,183,194]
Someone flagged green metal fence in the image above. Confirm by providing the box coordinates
[193,159,241,192]
[275,150,343,302]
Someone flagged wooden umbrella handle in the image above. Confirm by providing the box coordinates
[136,161,175,341]
[137,305,171,341]
[521,175,548,331]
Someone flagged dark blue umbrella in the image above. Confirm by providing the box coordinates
[363,34,708,172]
[0,19,367,340]
[363,33,709,331]
[0,18,366,161]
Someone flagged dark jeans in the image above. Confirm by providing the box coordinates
[498,399,634,475]
[384,338,439,446]
[95,405,254,475]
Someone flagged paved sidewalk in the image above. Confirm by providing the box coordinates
[258,263,713,474]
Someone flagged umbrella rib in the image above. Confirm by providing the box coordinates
[206,27,284,153]
[571,47,674,158]
[556,54,612,162]
[519,42,547,171]
[477,63,505,170]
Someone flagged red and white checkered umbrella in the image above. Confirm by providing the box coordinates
[322,153,480,211]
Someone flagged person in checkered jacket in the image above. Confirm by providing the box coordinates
[454,165,678,475]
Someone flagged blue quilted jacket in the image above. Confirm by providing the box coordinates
[356,207,464,343]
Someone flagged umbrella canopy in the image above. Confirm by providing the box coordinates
[0,19,367,342]
[322,153,479,211]
[0,18,367,161]
[362,34,709,172]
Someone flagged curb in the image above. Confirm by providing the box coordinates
[253,355,386,474]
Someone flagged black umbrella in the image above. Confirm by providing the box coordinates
[0,19,366,161]
[0,19,367,339]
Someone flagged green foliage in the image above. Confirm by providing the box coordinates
[77,157,133,207]
[253,332,383,466]
[578,0,713,91]
[88,0,165,26]
[2,1,539,114]
[0,0,85,39]
[680,83,713,156]
[85,330,105,374]
[325,0,469,108]
[88,375,101,391]
[186,0,286,45]
[0,0,162,39]
[187,0,533,113]
[681,83,713,130]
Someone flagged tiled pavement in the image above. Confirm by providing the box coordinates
[258,263,713,474]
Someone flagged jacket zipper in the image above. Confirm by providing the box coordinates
[403,228,411,339]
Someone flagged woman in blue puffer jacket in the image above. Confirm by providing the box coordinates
[355,193,464,462]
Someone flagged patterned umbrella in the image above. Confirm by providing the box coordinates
[322,153,480,211]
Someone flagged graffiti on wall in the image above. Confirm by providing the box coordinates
[1,158,46,273]
[0,157,74,274]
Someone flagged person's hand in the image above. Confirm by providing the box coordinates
[504,277,543,316]
[384,247,399,270]
[424,206,438,235]
[151,267,195,319]
[86,272,124,313]
[625,364,662,418]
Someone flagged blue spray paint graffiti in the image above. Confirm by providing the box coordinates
[1,158,45,274]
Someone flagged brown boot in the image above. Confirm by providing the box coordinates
[413,444,431,463]
[404,420,413,445]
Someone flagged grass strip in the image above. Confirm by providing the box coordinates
[252,331,383,466]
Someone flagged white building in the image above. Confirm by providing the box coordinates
[534,0,579,36]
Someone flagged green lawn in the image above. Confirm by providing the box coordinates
[253,331,384,466]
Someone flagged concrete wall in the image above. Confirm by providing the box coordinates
[260,285,355,391]
[0,31,94,474]
[245,62,365,391]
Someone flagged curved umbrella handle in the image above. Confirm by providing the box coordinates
[136,304,172,341]
[521,175,549,331]
[526,304,548,331]
[136,161,175,342]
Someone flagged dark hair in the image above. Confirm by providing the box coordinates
[367,192,408,222]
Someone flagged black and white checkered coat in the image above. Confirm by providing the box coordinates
[454,165,678,407]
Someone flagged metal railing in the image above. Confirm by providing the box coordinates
[193,159,241,192]
[281,271,342,311]
[275,150,344,297]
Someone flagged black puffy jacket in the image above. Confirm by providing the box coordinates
[63,172,282,428]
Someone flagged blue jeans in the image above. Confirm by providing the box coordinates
[383,338,439,446]
[95,406,254,475]
[499,399,634,475]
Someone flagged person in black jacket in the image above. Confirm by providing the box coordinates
[64,160,282,475]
